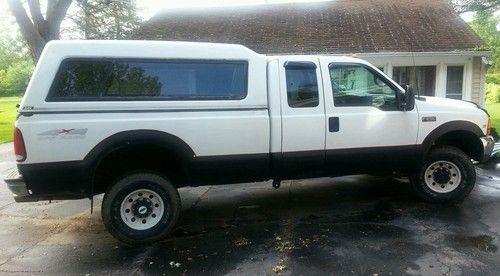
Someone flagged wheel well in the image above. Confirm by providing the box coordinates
[432,130,483,161]
[92,144,189,195]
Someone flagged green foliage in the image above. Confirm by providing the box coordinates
[471,10,500,103]
[486,103,500,133]
[487,72,500,83]
[486,73,500,103]
[0,97,21,143]
[486,82,500,103]
[0,60,34,96]
[471,11,500,70]
[72,0,142,39]
[0,37,34,96]
[449,0,500,13]
[468,46,493,51]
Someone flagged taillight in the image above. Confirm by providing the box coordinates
[13,127,26,162]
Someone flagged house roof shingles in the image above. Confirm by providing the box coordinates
[139,0,485,54]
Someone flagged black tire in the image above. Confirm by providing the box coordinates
[102,171,181,245]
[410,146,476,203]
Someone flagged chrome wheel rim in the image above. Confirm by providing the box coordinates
[424,160,462,193]
[120,189,164,230]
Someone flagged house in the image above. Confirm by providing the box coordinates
[139,0,491,105]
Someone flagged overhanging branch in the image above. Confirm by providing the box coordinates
[7,0,45,60]
[27,0,44,25]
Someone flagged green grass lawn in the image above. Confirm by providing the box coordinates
[0,97,22,144]
[486,103,500,135]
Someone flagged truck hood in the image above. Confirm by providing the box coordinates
[418,96,479,111]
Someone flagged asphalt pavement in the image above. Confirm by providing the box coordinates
[1,142,500,275]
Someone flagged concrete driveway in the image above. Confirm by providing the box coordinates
[1,142,500,275]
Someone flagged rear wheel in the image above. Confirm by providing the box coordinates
[102,171,181,245]
[411,146,476,203]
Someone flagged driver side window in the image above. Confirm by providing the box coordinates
[330,64,398,111]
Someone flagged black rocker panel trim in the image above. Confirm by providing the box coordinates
[17,144,422,200]
[189,153,272,185]
[279,150,325,179]
[325,145,422,177]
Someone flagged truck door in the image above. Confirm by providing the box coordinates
[319,58,419,174]
[279,57,326,177]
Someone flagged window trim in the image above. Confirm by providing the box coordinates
[45,58,249,102]
[328,62,402,110]
[284,61,317,70]
[445,64,466,100]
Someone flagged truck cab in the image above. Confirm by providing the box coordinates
[270,56,492,178]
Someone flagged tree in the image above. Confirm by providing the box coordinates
[8,0,142,63]
[471,11,500,70]
[0,36,34,96]
[450,0,500,13]
[470,10,500,103]
[7,0,73,62]
[0,60,35,96]
[71,0,141,39]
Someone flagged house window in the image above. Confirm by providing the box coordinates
[446,66,464,100]
[393,66,436,96]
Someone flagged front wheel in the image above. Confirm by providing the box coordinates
[410,146,476,203]
[102,171,181,245]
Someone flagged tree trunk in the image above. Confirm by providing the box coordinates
[8,0,73,63]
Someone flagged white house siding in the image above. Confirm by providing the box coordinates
[356,52,490,105]
[471,57,481,105]
[472,56,486,106]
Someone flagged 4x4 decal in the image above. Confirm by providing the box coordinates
[37,128,88,140]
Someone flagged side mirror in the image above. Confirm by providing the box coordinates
[400,85,415,111]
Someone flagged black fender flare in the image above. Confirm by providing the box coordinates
[83,129,196,194]
[421,120,484,157]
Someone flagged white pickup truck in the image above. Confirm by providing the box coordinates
[4,41,495,244]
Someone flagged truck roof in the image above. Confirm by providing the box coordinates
[42,40,365,63]
[42,40,261,60]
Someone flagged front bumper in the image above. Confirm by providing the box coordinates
[480,135,496,163]
[3,167,37,202]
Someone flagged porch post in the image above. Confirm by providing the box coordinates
[435,62,446,98]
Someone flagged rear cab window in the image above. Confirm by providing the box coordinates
[47,59,248,101]
[284,61,319,108]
